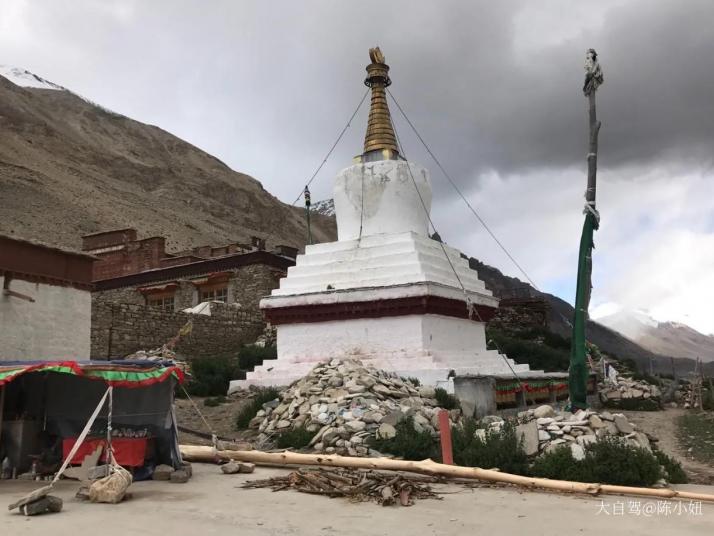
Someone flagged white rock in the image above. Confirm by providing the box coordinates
[570,443,586,461]
[533,405,555,418]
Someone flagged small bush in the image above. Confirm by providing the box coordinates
[486,328,569,372]
[186,355,241,397]
[434,388,460,410]
[203,396,226,407]
[404,376,421,387]
[235,387,281,430]
[601,397,661,411]
[530,444,591,482]
[371,417,438,461]
[452,419,529,475]
[239,344,277,371]
[531,437,662,487]
[654,451,688,484]
[276,425,313,450]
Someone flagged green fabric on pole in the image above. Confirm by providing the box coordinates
[569,211,599,409]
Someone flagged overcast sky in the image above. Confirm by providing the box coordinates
[3,0,714,333]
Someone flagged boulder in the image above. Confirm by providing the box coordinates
[19,496,63,516]
[613,414,634,434]
[152,464,174,481]
[516,421,540,456]
[377,423,397,440]
[89,466,133,503]
[570,443,586,461]
[533,405,555,418]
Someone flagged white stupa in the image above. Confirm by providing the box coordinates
[232,48,532,390]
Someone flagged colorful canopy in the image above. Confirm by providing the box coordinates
[0,360,185,388]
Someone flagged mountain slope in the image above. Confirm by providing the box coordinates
[467,258,714,376]
[0,69,335,251]
[598,309,714,362]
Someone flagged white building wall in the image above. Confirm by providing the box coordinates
[0,275,91,360]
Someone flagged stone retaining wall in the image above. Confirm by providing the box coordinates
[91,302,264,360]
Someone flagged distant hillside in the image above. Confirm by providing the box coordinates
[467,258,714,377]
[0,67,335,252]
[598,309,714,363]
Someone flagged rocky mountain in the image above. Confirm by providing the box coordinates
[0,67,335,252]
[597,309,714,363]
[467,258,714,376]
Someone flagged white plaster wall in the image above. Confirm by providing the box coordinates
[334,160,431,241]
[0,276,91,360]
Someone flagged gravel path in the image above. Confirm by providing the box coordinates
[624,408,714,484]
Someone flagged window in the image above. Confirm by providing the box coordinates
[199,286,228,303]
[147,295,175,311]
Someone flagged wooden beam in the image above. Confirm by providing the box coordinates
[179,445,714,503]
[2,288,36,302]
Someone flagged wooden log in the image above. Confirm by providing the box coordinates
[180,445,714,503]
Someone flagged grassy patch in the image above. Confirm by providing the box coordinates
[678,413,714,465]
[203,395,227,407]
[371,417,438,461]
[235,387,281,430]
[434,387,460,410]
[452,419,529,475]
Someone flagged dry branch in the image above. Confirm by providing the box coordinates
[181,445,714,503]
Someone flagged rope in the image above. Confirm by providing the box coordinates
[391,116,482,322]
[387,90,540,292]
[291,88,370,206]
[51,387,111,486]
[180,384,218,448]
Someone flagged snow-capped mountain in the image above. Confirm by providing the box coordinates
[597,309,714,362]
[0,65,65,90]
[312,198,335,217]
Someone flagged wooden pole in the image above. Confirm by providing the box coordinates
[180,446,714,503]
[438,410,453,465]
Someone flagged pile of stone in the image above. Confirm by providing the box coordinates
[598,376,661,406]
[487,404,656,459]
[251,359,455,456]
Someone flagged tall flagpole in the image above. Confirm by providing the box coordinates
[569,49,604,410]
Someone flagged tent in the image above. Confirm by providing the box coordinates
[0,360,185,479]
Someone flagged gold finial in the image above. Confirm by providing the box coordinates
[362,47,399,160]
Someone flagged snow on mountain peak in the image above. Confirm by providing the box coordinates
[0,65,64,90]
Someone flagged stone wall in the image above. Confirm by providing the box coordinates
[91,301,265,360]
[0,275,91,360]
[92,265,285,312]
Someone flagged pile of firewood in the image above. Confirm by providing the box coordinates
[241,468,442,506]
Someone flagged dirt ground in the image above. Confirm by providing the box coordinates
[1,463,712,535]
[623,408,714,485]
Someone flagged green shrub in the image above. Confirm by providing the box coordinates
[203,395,226,407]
[238,344,277,370]
[371,417,438,461]
[186,355,242,397]
[452,419,530,475]
[276,425,314,450]
[601,397,661,411]
[404,377,421,387]
[531,437,662,487]
[654,451,688,484]
[235,387,281,430]
[631,372,662,386]
[530,444,591,481]
[486,328,569,372]
[434,387,460,410]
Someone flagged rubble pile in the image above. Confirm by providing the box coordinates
[598,376,661,407]
[251,359,454,456]
[494,405,657,458]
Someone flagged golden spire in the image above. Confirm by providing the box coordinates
[362,47,399,160]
